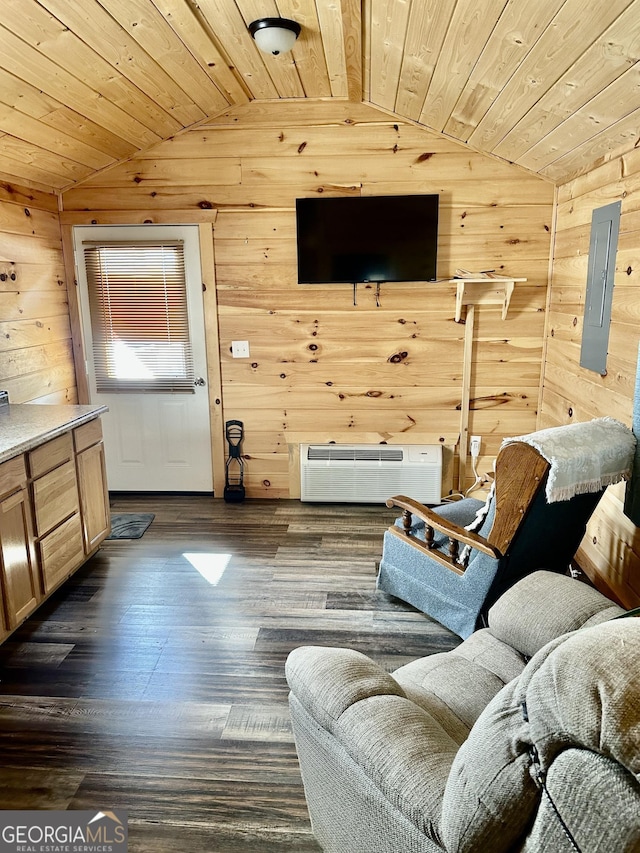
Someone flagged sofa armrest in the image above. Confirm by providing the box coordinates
[488,570,624,657]
[285,646,405,732]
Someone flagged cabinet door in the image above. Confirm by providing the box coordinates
[32,460,80,538]
[39,513,85,595]
[76,442,110,552]
[0,487,38,629]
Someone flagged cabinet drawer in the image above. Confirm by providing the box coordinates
[32,460,80,537]
[0,455,27,497]
[74,418,103,453]
[29,432,73,478]
[38,513,85,594]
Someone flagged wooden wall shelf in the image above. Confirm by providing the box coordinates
[452,277,527,323]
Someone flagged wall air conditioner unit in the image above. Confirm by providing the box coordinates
[300,444,442,504]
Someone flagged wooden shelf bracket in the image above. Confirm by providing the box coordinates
[451,276,527,490]
[453,277,526,323]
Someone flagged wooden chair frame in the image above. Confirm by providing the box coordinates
[386,443,551,576]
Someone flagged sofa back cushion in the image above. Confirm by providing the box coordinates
[487,570,624,657]
[440,618,640,853]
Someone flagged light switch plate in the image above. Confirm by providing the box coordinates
[231,340,250,358]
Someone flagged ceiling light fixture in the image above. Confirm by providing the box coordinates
[248,17,301,55]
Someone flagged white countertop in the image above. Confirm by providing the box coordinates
[0,402,108,464]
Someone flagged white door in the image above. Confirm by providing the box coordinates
[74,225,213,492]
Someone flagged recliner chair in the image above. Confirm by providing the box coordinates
[377,418,635,639]
[286,571,640,853]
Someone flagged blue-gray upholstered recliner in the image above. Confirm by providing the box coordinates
[377,418,636,639]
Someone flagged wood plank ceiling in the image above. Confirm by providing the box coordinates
[1,0,639,192]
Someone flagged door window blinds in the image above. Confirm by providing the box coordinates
[84,241,195,393]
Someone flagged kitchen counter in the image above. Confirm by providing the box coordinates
[0,401,108,464]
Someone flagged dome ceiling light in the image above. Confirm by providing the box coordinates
[248,17,301,55]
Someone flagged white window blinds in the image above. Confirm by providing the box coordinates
[84,241,195,393]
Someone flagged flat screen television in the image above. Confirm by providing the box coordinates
[296,194,439,284]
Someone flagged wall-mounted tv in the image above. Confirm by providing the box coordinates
[296,194,439,284]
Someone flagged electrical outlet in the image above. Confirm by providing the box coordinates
[470,435,481,457]
[231,340,250,358]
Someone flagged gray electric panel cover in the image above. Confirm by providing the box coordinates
[579,200,621,375]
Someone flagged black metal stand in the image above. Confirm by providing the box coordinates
[224,420,245,502]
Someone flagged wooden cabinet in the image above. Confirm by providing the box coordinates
[0,413,110,643]
[30,433,84,595]
[74,421,110,553]
[0,457,38,633]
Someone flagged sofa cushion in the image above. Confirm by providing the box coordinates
[393,629,526,737]
[440,618,640,853]
[488,570,624,657]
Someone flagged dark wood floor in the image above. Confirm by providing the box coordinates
[0,495,460,852]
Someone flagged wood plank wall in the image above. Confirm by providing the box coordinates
[60,100,554,498]
[0,182,76,404]
[540,146,640,608]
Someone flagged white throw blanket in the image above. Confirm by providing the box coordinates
[501,417,636,503]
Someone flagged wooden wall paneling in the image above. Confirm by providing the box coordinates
[80,158,242,188]
[540,142,640,605]
[0,315,71,354]
[1,360,76,406]
[0,186,77,405]
[59,209,220,226]
[0,183,59,213]
[60,225,88,404]
[140,123,465,160]
[198,223,226,498]
[2,291,68,322]
[201,99,388,128]
[60,100,554,498]
[60,183,361,213]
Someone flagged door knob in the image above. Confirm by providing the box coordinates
[194,377,206,386]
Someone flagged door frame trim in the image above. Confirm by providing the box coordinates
[62,222,225,497]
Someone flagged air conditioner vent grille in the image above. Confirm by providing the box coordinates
[307,446,403,462]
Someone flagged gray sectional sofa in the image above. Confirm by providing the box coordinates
[286,571,640,852]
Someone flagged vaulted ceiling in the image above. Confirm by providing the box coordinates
[2,0,640,192]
